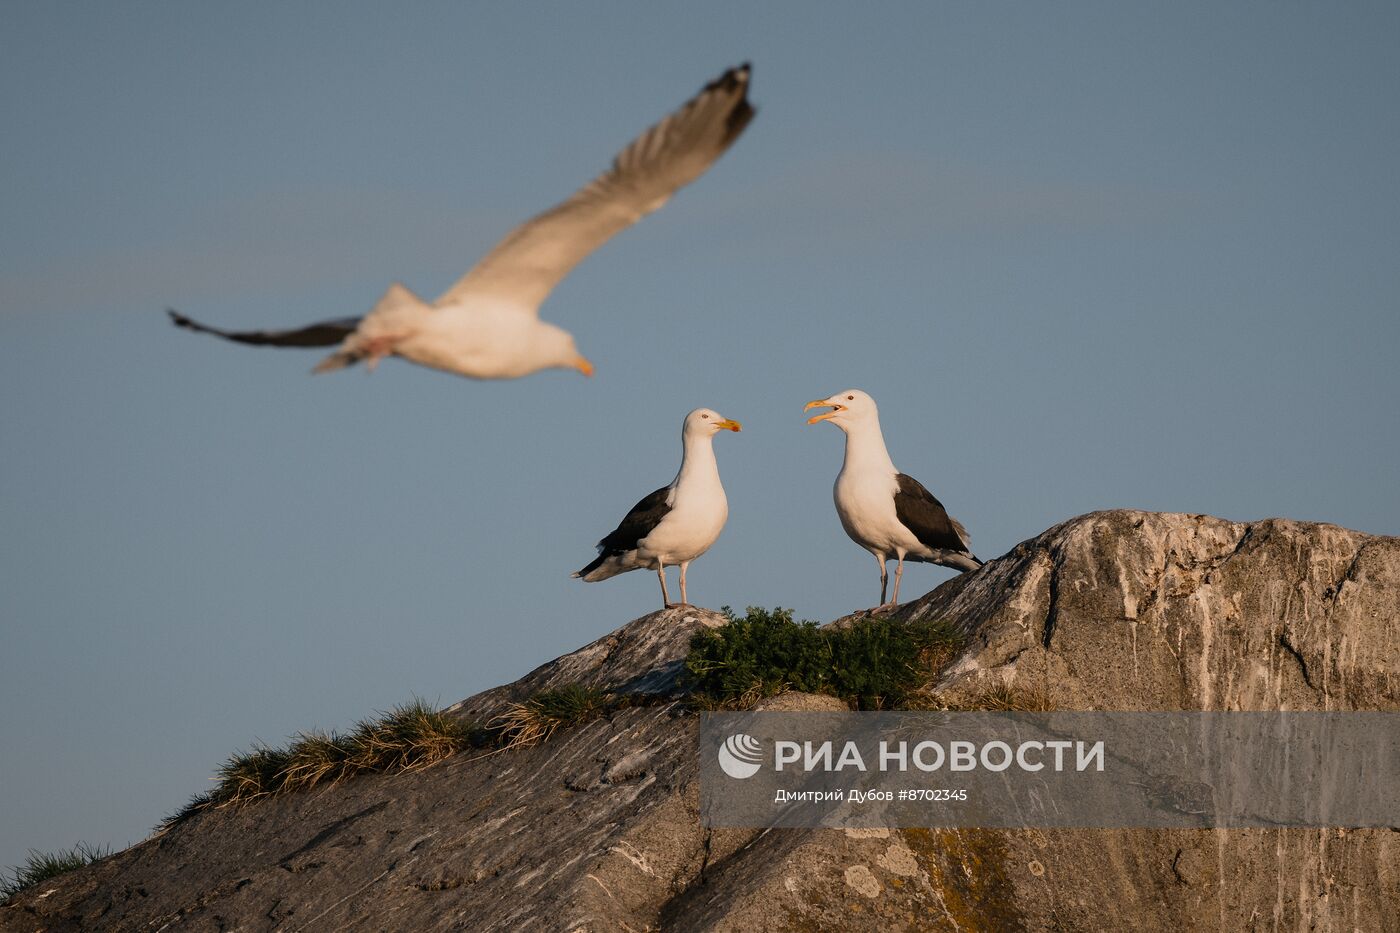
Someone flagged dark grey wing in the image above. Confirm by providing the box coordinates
[893,474,973,554]
[597,486,673,553]
[167,309,361,348]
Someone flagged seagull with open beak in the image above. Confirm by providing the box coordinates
[574,409,741,608]
[806,389,983,608]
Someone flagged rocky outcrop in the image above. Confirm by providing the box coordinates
[3,511,1396,932]
[907,510,1398,712]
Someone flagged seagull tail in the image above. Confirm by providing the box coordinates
[312,280,431,374]
[311,348,361,374]
[574,551,630,582]
[941,552,984,573]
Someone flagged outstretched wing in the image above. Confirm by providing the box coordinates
[435,64,755,314]
[597,486,674,554]
[167,310,362,348]
[893,474,973,553]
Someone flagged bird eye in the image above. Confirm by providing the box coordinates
[701,414,709,419]
[846,395,854,400]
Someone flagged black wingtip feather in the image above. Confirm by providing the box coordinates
[711,63,756,145]
[576,553,607,579]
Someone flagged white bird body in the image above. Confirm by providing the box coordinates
[575,409,740,608]
[831,422,922,557]
[395,304,569,380]
[636,444,730,565]
[168,65,756,381]
[835,471,923,558]
[807,389,982,607]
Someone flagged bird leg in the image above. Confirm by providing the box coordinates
[891,555,906,606]
[679,561,690,606]
[874,553,888,607]
[657,562,673,609]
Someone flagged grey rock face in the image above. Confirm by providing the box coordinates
[3,512,1396,932]
[905,510,1398,712]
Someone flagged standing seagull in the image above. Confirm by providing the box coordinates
[168,65,755,380]
[805,389,982,607]
[574,409,740,608]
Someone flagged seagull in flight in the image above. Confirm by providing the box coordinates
[806,389,983,607]
[169,65,756,380]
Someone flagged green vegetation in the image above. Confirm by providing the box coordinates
[685,607,966,709]
[1,843,110,903]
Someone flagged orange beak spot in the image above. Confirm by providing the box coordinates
[574,355,595,377]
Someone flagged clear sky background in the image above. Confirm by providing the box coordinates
[2,2,1397,868]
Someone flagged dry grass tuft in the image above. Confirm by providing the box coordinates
[492,685,617,751]
[687,683,770,711]
[1,843,110,903]
[169,698,480,825]
[279,731,354,792]
[343,700,474,774]
[212,746,292,806]
[906,681,1055,712]
[163,691,625,827]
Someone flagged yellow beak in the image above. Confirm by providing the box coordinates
[805,399,839,425]
[715,419,742,432]
[573,355,595,377]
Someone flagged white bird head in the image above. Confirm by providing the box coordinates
[535,323,594,377]
[804,389,878,430]
[685,408,743,438]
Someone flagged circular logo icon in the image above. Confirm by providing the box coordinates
[717,733,764,779]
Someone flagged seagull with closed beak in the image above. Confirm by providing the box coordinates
[805,389,983,607]
[574,409,741,608]
[169,65,756,381]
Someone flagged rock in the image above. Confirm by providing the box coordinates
[4,511,1395,932]
[446,605,726,721]
[901,510,1399,712]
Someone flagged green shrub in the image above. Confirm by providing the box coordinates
[685,607,966,709]
[684,607,830,699]
[1,843,110,903]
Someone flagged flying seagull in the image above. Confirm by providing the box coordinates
[168,65,756,380]
[805,389,982,607]
[574,408,740,608]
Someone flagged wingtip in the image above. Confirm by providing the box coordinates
[714,65,757,143]
[707,63,753,94]
[167,308,191,328]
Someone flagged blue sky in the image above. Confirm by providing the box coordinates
[2,2,1397,868]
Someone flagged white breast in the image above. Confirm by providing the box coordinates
[638,480,728,563]
[834,469,920,555]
